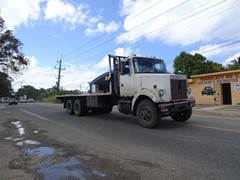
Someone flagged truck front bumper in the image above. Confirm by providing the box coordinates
[158,100,195,114]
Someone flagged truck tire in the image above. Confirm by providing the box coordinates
[171,108,192,122]
[66,99,74,115]
[136,99,160,128]
[74,99,87,116]
[101,105,113,113]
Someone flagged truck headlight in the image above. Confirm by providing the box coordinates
[159,89,164,97]
[187,88,192,94]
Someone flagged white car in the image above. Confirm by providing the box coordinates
[28,98,34,102]
[19,99,27,103]
[9,98,18,105]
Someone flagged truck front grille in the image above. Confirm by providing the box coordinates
[171,79,187,100]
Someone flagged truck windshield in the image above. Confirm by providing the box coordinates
[133,57,167,73]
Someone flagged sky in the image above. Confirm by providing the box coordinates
[1,0,240,92]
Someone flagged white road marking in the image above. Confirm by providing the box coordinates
[20,109,51,121]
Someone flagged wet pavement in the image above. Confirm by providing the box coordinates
[4,120,109,180]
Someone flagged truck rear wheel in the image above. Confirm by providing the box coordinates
[66,99,74,115]
[171,108,192,122]
[74,99,87,116]
[136,99,160,128]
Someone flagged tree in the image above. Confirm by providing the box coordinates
[16,85,39,99]
[0,17,29,74]
[0,72,13,96]
[173,51,224,78]
[226,56,240,70]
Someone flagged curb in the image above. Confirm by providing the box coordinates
[193,105,240,117]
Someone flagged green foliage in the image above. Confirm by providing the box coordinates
[173,51,225,78]
[0,16,29,74]
[0,72,13,96]
[36,87,58,103]
[46,94,61,104]
[226,56,240,70]
[14,85,77,104]
[16,85,39,99]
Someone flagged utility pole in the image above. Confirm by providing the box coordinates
[79,84,82,93]
[0,0,5,15]
[54,56,65,94]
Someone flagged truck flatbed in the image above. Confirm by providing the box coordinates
[56,92,112,99]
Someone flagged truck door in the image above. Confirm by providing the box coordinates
[119,59,135,97]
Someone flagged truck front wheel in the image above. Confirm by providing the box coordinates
[66,99,74,115]
[171,108,192,122]
[136,99,160,128]
[74,99,87,116]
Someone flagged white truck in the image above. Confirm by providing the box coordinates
[56,55,195,128]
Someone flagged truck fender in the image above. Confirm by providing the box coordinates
[131,89,159,112]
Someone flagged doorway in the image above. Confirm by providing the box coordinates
[221,83,232,104]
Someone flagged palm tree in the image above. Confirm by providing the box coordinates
[227,56,240,70]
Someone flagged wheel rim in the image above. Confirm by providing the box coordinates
[75,103,79,112]
[67,103,71,111]
[141,106,152,122]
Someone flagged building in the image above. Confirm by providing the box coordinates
[188,70,240,105]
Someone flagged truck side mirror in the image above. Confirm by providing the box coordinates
[123,67,130,74]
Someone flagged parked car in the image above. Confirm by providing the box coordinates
[28,98,34,102]
[19,99,27,103]
[0,97,6,103]
[9,98,18,105]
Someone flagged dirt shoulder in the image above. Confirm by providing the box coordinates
[0,107,140,180]
[0,111,39,179]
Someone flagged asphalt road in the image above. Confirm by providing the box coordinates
[3,102,240,179]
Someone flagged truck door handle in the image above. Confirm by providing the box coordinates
[121,84,123,87]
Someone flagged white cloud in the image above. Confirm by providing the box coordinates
[85,21,121,36]
[95,47,133,69]
[117,0,240,46]
[60,63,99,90]
[44,0,89,29]
[222,52,240,67]
[12,49,134,91]
[12,56,101,91]
[190,41,240,59]
[89,16,102,24]
[12,56,55,91]
[2,0,100,30]
[1,0,43,29]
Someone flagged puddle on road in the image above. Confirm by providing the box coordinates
[21,145,107,179]
[23,147,55,158]
[5,120,108,179]
[37,157,85,180]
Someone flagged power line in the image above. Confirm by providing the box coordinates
[30,0,169,84]
[18,0,237,89]
[13,0,169,89]
[164,37,240,66]
[62,0,164,59]
[67,0,228,66]
[64,0,190,63]
[124,0,164,22]
[199,39,240,55]
[153,0,240,41]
